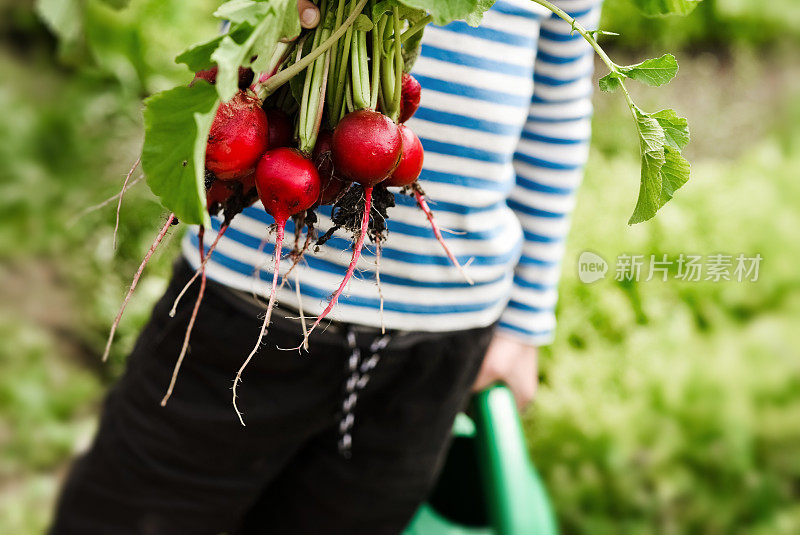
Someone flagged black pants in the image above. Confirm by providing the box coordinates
[50,260,494,535]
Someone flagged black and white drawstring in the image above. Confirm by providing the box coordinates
[338,328,391,458]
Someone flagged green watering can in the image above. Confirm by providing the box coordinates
[403,385,558,535]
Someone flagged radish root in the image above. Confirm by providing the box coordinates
[161,226,208,406]
[295,272,309,350]
[170,222,230,317]
[69,175,143,227]
[412,186,473,285]
[375,238,385,334]
[113,157,141,250]
[102,213,175,362]
[233,223,286,426]
[302,186,373,346]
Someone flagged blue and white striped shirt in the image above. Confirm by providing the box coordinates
[184,0,601,345]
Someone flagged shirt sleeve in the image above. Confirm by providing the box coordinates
[497,0,602,345]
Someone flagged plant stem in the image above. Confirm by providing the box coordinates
[327,0,347,109]
[299,0,331,153]
[401,14,432,43]
[264,0,370,95]
[331,0,360,125]
[530,0,617,74]
[391,7,403,122]
[380,15,395,112]
[370,8,385,110]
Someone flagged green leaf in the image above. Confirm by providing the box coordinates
[658,148,691,206]
[627,107,691,224]
[176,24,254,72]
[652,108,690,150]
[599,72,622,92]
[214,0,271,25]
[141,82,219,226]
[464,0,496,26]
[35,0,82,44]
[211,0,300,101]
[630,0,702,17]
[618,54,679,87]
[628,108,667,224]
[353,14,374,31]
[397,0,496,27]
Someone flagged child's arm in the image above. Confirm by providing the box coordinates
[497,0,603,345]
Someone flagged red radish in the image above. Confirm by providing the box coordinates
[313,130,348,204]
[303,111,404,344]
[320,176,348,205]
[193,66,255,89]
[233,147,321,425]
[206,180,233,211]
[384,125,424,187]
[206,91,269,180]
[239,171,256,194]
[255,148,321,223]
[399,73,421,123]
[264,108,293,148]
[332,110,402,187]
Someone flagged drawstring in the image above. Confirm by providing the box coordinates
[338,328,391,458]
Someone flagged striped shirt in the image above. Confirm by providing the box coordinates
[183,0,601,345]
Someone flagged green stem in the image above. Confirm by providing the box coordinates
[390,6,403,122]
[401,14,432,43]
[380,15,395,112]
[326,0,347,109]
[370,11,386,110]
[299,0,333,153]
[330,0,360,126]
[264,0,371,95]
[531,0,617,74]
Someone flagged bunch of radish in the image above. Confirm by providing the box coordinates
[101,0,476,423]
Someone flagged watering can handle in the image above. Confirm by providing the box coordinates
[470,384,559,535]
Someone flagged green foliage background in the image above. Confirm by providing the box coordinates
[1,0,798,532]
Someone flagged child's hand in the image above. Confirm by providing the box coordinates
[472,332,539,409]
[298,0,320,28]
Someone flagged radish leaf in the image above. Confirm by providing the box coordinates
[142,82,219,226]
[618,53,678,87]
[397,0,495,27]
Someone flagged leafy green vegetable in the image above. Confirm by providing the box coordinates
[627,106,691,224]
[600,54,678,92]
[618,53,679,87]
[397,0,494,27]
[630,0,702,17]
[176,25,254,72]
[212,0,300,101]
[141,82,219,227]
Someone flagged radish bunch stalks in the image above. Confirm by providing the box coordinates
[101,213,175,362]
[161,227,208,406]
